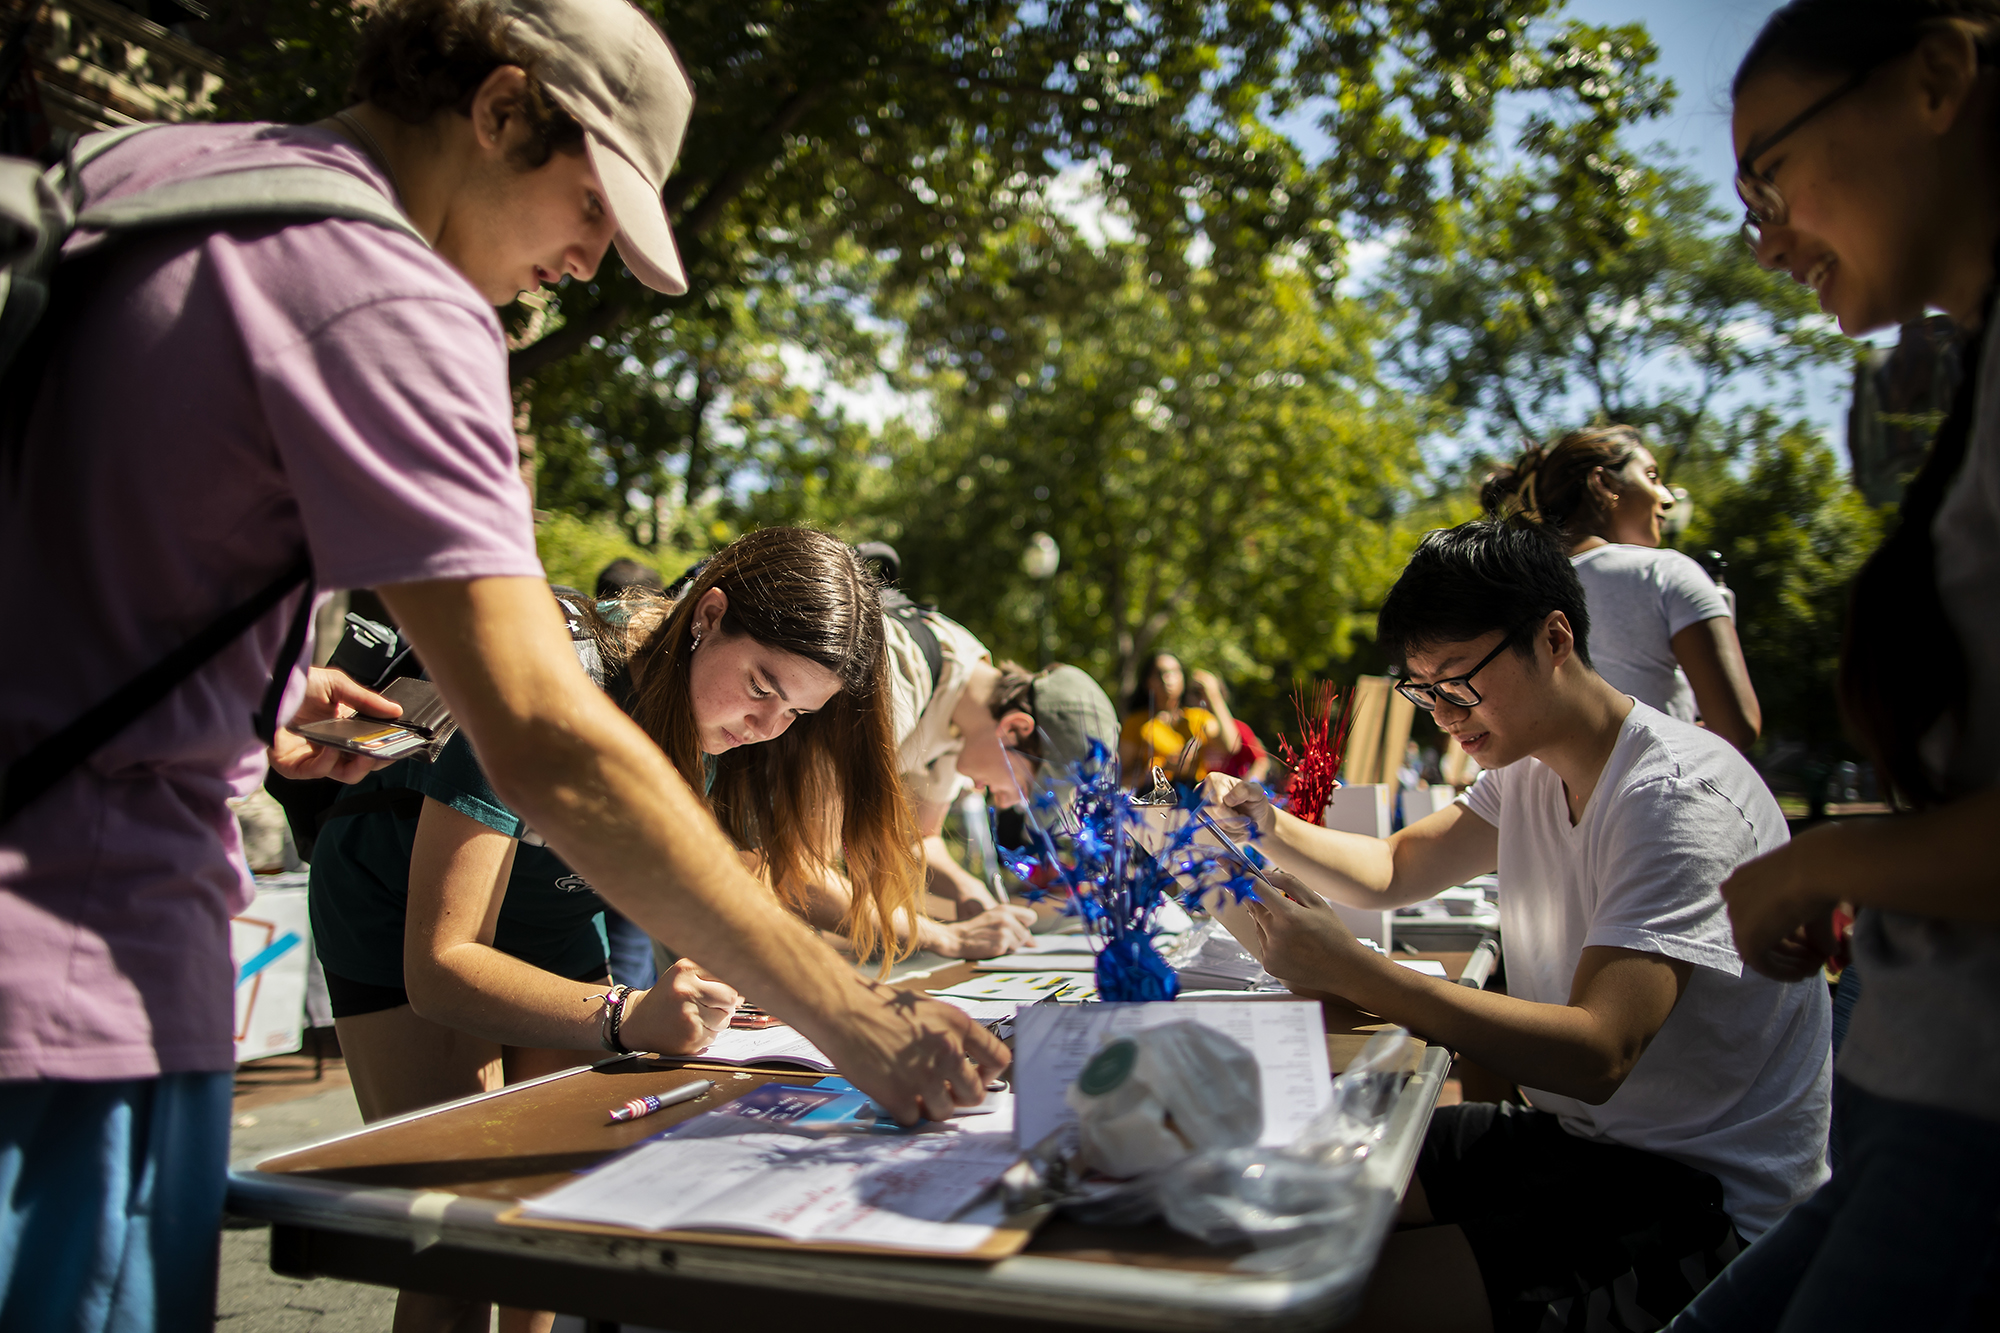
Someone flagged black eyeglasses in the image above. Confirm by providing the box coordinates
[1735,68,1871,251]
[1394,633,1519,713]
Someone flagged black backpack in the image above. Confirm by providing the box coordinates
[879,585,945,692]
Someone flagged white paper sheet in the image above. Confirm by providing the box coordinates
[973,953,1099,972]
[930,995,1022,1024]
[522,1126,1022,1252]
[1010,1000,1333,1151]
[1395,959,1450,978]
[932,972,1087,1002]
[1006,935,1102,954]
[692,1026,836,1071]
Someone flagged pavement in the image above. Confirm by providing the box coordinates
[220,1053,398,1332]
[221,1051,645,1333]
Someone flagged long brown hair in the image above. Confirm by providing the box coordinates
[621,528,921,961]
[1480,425,1645,543]
[1736,1,2000,805]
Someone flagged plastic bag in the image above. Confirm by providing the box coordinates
[1065,1020,1263,1178]
[1165,917,1286,991]
[1158,1025,1410,1257]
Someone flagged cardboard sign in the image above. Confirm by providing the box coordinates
[231,874,312,1063]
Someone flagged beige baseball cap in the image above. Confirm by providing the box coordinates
[495,0,693,295]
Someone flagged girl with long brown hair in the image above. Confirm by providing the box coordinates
[308,526,924,1333]
[1484,424,1763,751]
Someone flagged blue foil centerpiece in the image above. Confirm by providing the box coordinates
[997,741,1268,1002]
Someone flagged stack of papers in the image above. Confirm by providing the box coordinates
[522,1112,1021,1252]
[686,992,1031,1071]
[974,953,1098,972]
[690,1026,836,1072]
[1010,999,1334,1150]
[930,994,1021,1025]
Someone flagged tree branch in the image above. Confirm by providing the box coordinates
[508,285,635,380]
[511,4,894,377]
[674,76,842,237]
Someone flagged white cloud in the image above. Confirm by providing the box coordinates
[1339,235,1395,296]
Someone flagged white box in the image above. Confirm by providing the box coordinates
[1322,783,1392,837]
[1318,785,1394,951]
[1400,783,1459,823]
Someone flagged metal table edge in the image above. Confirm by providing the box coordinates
[224,1044,1453,1332]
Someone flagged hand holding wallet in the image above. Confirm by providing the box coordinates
[291,677,458,763]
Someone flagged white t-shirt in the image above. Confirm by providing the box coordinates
[883,610,991,807]
[1842,310,2000,1122]
[1570,545,1731,722]
[1459,703,1831,1237]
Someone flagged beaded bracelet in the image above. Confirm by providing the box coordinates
[595,984,633,1054]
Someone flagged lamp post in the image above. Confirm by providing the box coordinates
[1021,531,1060,667]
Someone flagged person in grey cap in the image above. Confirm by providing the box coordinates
[878,598,1119,953]
[0,1,1000,1325]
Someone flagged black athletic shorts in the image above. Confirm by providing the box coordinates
[1415,1101,1745,1333]
[323,962,611,1020]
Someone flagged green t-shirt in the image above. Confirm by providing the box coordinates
[308,732,610,990]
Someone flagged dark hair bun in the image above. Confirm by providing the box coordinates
[1481,446,1547,519]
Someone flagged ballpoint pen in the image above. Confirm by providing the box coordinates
[607,1078,713,1124]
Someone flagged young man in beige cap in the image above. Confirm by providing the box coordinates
[879,600,1119,955]
[0,1,1001,1326]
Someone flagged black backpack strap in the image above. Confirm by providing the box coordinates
[253,562,318,745]
[879,587,944,691]
[0,556,313,825]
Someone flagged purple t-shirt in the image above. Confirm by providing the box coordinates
[0,124,545,1081]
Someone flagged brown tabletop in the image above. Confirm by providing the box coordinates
[231,953,1473,1332]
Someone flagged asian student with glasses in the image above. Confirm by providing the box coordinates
[1197,518,1830,1332]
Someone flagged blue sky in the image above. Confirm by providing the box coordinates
[1566,0,1780,217]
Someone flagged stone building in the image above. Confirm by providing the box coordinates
[1847,313,1962,508]
[1,0,223,158]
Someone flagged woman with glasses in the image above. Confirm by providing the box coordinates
[1484,426,1762,753]
[1665,4,2000,1329]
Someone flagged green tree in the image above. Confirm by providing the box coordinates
[526,240,893,544]
[202,0,1639,533]
[1378,24,1845,471]
[863,226,1432,713]
[1684,415,1884,752]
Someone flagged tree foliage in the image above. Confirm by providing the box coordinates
[1683,414,1884,752]
[1378,23,1846,470]
[525,240,893,544]
[857,225,1431,712]
[203,0,1608,543]
[198,2,1885,757]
